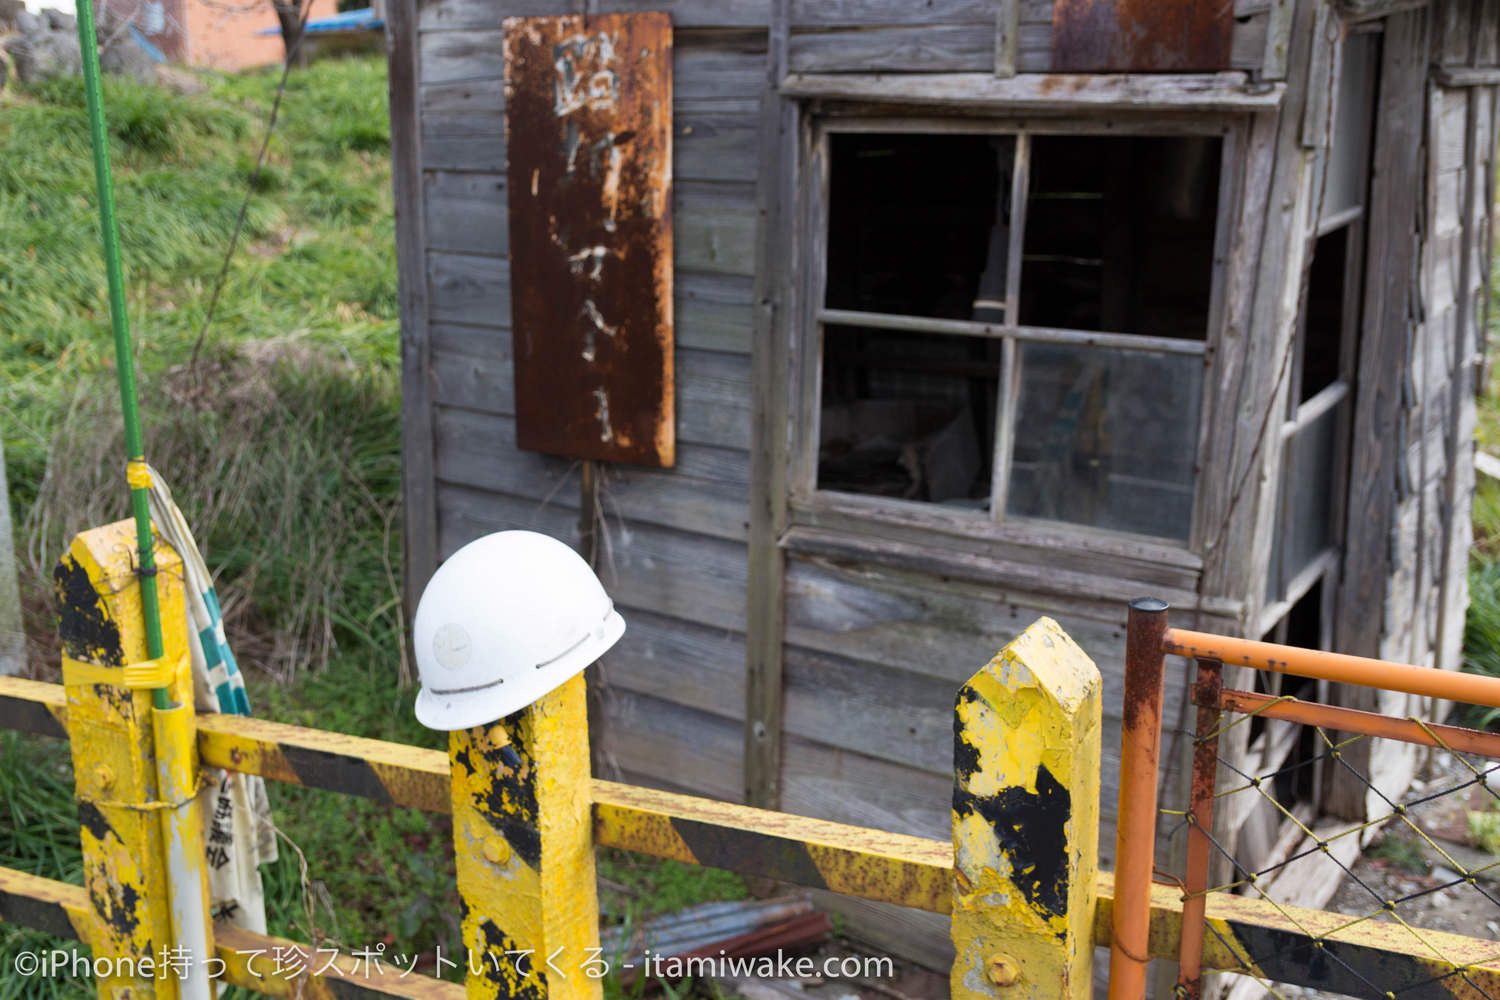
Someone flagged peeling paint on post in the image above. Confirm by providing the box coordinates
[952,618,1101,1000]
[450,672,599,1000]
[56,519,195,998]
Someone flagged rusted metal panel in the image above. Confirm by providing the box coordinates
[1051,0,1233,73]
[504,12,676,467]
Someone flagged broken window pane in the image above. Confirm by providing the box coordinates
[1300,226,1348,403]
[818,327,999,505]
[826,133,1016,323]
[1321,32,1378,222]
[1020,135,1220,339]
[1005,343,1202,541]
[1285,401,1341,581]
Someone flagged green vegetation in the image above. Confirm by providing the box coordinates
[1465,252,1500,729]
[1367,831,1432,875]
[1468,806,1500,856]
[0,55,746,998]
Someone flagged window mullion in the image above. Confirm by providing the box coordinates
[991,132,1030,522]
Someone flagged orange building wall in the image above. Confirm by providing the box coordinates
[184,0,340,71]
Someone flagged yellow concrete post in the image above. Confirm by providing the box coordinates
[449,672,600,1000]
[55,519,207,998]
[951,617,1102,1000]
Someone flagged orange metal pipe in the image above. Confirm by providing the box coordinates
[1162,628,1500,709]
[1219,688,1500,757]
[1111,598,1170,1000]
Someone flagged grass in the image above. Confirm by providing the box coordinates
[1465,249,1500,729]
[1367,831,1432,875]
[0,55,748,998]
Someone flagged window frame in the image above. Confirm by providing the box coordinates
[786,110,1249,567]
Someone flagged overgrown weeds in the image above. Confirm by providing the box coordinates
[0,55,750,999]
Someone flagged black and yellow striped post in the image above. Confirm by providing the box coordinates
[56,519,209,998]
[952,617,1102,1000]
[449,672,599,1000]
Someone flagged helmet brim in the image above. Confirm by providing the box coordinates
[414,609,625,731]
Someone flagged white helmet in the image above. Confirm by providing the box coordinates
[412,531,625,730]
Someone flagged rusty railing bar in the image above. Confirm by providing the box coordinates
[1177,658,1224,1000]
[1219,687,1500,757]
[0,677,953,912]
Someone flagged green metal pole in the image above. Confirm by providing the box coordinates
[74,0,168,710]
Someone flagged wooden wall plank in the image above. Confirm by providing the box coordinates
[428,274,751,355]
[418,74,504,170]
[789,0,1003,24]
[1437,87,1472,173]
[788,24,993,73]
[432,407,751,540]
[419,85,759,181]
[672,105,761,182]
[417,33,765,172]
[427,250,508,324]
[1015,22,1052,71]
[677,183,759,277]
[424,171,507,255]
[601,690,744,801]
[590,0,768,27]
[782,646,954,773]
[1231,11,1269,71]
[438,484,750,632]
[782,553,1128,683]
[787,509,1203,602]
[422,173,757,275]
[598,608,747,721]
[417,0,558,31]
[430,343,752,450]
[677,272,754,353]
[425,251,753,354]
[421,28,501,85]
[780,735,951,839]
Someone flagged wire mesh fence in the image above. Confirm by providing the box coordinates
[1158,650,1500,1000]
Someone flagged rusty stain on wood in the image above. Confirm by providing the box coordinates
[504,12,675,467]
[1051,0,1233,73]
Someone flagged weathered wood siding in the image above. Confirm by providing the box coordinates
[1388,0,1495,675]
[411,0,766,797]
[391,0,1489,968]
[782,0,1271,75]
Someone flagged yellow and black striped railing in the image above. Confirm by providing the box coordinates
[3,523,1499,999]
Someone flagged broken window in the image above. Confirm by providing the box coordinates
[816,129,1221,544]
[1264,28,1379,625]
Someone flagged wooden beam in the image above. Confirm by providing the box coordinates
[1335,11,1429,658]
[744,0,794,810]
[995,0,1020,77]
[1433,65,1500,87]
[780,72,1285,112]
[386,0,438,620]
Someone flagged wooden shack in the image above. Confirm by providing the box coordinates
[386,0,1497,962]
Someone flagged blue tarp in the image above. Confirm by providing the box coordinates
[258,7,383,36]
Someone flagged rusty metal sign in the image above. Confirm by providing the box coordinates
[1051,0,1232,72]
[504,12,675,467]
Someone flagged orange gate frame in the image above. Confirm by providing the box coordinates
[1113,599,1500,1000]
